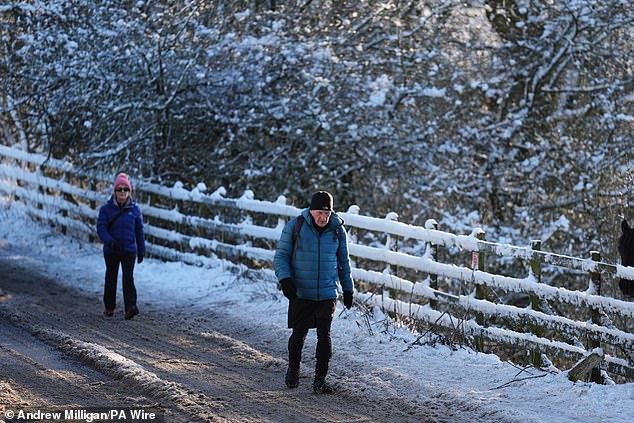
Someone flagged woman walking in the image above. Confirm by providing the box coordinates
[96,173,145,319]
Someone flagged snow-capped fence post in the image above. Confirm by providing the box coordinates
[216,188,227,245]
[145,186,158,258]
[345,205,360,273]
[588,250,604,384]
[425,219,439,310]
[529,240,544,368]
[275,195,288,234]
[385,212,399,279]
[175,184,185,253]
[473,229,486,352]
[88,179,97,244]
[59,172,73,236]
[530,240,542,284]
[194,183,209,242]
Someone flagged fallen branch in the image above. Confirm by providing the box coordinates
[490,373,550,390]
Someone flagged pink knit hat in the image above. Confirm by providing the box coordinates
[113,173,132,191]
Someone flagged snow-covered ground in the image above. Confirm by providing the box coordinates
[1,198,633,423]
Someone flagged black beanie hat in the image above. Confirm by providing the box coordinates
[310,191,334,211]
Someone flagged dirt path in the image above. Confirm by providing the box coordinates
[0,315,186,423]
[0,256,441,423]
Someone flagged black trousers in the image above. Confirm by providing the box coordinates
[287,299,336,376]
[103,253,137,311]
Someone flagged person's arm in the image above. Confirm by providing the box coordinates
[96,206,113,245]
[135,207,145,254]
[274,219,295,281]
[135,207,145,262]
[337,226,354,293]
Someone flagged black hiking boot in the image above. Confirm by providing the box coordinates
[312,375,333,394]
[124,305,139,320]
[285,366,300,388]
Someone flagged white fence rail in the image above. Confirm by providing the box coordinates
[1,144,633,382]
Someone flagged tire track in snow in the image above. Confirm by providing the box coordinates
[0,305,225,422]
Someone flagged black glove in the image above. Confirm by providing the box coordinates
[108,240,121,251]
[343,291,353,309]
[137,252,144,264]
[279,278,297,300]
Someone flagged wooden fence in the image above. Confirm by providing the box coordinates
[1,144,634,383]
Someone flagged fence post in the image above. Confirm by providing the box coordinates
[275,195,287,228]
[59,173,69,236]
[146,188,157,257]
[589,250,604,384]
[425,219,438,310]
[529,240,544,368]
[385,212,399,279]
[346,205,360,272]
[89,179,97,243]
[195,183,208,241]
[474,230,486,352]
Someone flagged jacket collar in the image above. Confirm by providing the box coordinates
[109,196,134,209]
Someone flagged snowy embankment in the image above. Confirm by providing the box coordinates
[1,199,634,422]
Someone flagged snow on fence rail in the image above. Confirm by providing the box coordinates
[1,144,634,383]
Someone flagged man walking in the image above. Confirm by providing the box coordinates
[274,191,354,393]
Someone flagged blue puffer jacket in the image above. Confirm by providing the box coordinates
[96,196,145,255]
[274,209,354,301]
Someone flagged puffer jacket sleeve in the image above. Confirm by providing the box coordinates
[336,226,354,292]
[96,204,114,246]
[135,206,145,255]
[274,218,295,281]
